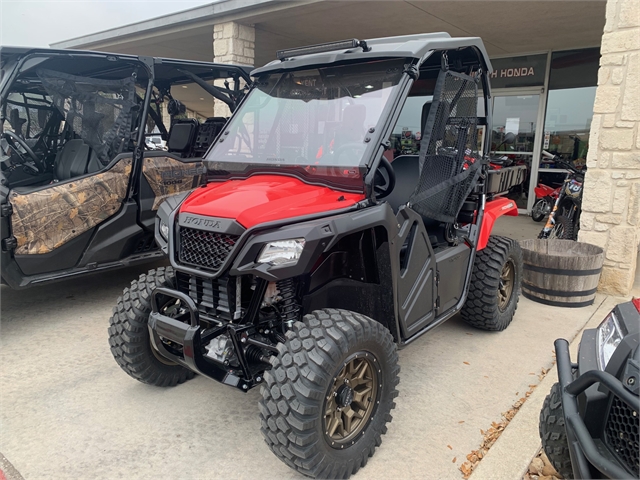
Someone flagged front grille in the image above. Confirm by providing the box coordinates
[604,394,639,476]
[178,227,239,273]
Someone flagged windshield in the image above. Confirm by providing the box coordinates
[205,59,406,189]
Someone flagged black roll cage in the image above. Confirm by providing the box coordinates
[0,49,252,200]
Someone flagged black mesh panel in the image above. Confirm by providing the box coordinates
[178,227,239,273]
[36,69,137,166]
[409,69,482,224]
[6,95,55,139]
[604,395,639,476]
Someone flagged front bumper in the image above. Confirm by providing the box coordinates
[148,286,269,392]
[555,338,638,479]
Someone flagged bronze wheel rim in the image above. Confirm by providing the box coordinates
[498,259,515,312]
[323,352,379,447]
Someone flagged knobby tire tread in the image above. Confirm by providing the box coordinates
[460,235,522,331]
[259,309,400,479]
[539,382,573,479]
[108,266,195,387]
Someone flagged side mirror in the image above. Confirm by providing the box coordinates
[504,132,516,144]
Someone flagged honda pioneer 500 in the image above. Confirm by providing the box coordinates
[0,47,250,288]
[109,33,524,478]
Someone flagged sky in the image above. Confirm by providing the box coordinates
[0,0,214,47]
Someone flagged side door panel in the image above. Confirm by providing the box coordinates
[394,207,436,339]
[139,152,206,230]
[9,156,132,273]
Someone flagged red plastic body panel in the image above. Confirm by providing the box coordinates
[180,175,365,229]
[534,183,559,199]
[477,197,518,250]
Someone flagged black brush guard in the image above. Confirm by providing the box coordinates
[555,339,639,479]
[148,282,276,392]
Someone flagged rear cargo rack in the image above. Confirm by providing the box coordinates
[486,165,527,194]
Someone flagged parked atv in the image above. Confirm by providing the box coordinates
[540,299,639,479]
[109,34,524,478]
[0,47,250,288]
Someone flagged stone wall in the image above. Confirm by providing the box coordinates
[578,0,640,295]
[213,21,255,117]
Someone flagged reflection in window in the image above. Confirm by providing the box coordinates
[541,48,599,171]
[542,87,596,169]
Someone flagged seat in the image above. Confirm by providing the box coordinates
[167,119,199,156]
[336,104,366,143]
[54,139,101,181]
[386,155,419,212]
[9,109,27,137]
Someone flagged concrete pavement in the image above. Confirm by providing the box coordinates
[0,246,608,480]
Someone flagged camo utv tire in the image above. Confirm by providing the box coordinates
[461,235,522,331]
[539,382,573,479]
[108,267,195,387]
[259,309,400,479]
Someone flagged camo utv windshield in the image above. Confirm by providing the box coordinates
[205,59,405,189]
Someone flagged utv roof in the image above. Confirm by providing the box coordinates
[0,46,252,81]
[251,33,492,76]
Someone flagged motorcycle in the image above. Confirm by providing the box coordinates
[538,151,585,240]
[531,182,560,222]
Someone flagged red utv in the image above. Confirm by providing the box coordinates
[109,34,524,478]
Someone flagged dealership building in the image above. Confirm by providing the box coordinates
[53,0,639,295]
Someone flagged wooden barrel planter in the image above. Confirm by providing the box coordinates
[519,239,604,308]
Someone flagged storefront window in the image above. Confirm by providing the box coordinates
[541,49,599,175]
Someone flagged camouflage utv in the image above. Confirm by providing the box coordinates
[0,47,250,288]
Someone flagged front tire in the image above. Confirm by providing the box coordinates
[461,235,522,331]
[539,383,573,479]
[531,198,549,222]
[108,267,195,387]
[550,215,574,240]
[259,309,399,479]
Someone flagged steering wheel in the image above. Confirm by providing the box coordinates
[2,131,46,173]
[373,157,396,199]
[333,142,366,164]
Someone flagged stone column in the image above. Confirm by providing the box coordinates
[213,21,255,117]
[578,0,640,295]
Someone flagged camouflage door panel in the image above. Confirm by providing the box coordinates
[142,156,206,210]
[10,157,132,255]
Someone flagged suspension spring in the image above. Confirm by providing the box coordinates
[276,278,300,328]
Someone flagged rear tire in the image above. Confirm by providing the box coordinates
[539,383,573,479]
[461,235,522,331]
[259,309,399,479]
[108,267,195,387]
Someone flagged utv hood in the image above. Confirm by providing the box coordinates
[179,175,365,229]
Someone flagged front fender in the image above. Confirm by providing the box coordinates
[477,198,518,250]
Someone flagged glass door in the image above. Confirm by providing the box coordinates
[491,89,545,212]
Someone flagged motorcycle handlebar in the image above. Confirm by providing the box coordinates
[541,150,583,174]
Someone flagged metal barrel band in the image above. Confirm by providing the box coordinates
[523,263,602,276]
[522,281,597,298]
[522,291,595,308]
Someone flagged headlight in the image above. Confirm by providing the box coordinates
[257,239,305,266]
[597,311,623,370]
[159,220,169,241]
